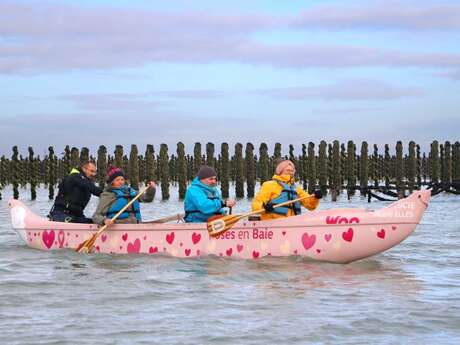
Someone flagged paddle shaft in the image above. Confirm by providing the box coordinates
[208,195,312,236]
[76,185,150,252]
[237,195,310,219]
[143,213,185,224]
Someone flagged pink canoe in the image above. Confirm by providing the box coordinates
[8,190,430,263]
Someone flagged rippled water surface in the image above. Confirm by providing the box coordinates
[1,186,459,344]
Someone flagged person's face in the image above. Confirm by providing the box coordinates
[82,163,97,180]
[282,165,295,177]
[111,176,126,189]
[201,176,217,187]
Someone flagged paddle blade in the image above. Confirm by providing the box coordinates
[207,215,240,237]
[75,234,96,253]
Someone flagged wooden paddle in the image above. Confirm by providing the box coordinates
[207,196,310,237]
[75,186,150,253]
[143,213,185,224]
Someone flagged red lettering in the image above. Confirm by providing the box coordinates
[326,216,340,224]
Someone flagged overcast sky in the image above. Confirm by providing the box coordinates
[1,0,459,157]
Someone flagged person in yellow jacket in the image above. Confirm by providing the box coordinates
[252,159,322,220]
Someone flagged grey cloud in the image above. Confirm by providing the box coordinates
[1,1,460,74]
[254,79,423,101]
[294,1,460,30]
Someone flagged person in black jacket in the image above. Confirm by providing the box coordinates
[49,162,102,223]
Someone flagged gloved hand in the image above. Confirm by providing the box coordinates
[313,190,323,199]
[263,202,274,212]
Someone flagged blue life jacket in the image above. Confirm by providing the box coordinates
[106,186,141,222]
[270,179,302,216]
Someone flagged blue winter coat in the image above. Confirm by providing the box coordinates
[184,178,225,223]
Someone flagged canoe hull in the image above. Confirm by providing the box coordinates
[8,190,430,263]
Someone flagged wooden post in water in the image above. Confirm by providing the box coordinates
[0,156,6,200]
[429,141,440,184]
[440,143,445,187]
[416,144,422,188]
[206,142,215,169]
[235,143,244,198]
[177,142,187,200]
[12,146,19,199]
[47,146,57,200]
[113,145,123,169]
[97,145,107,188]
[372,144,379,187]
[159,144,170,200]
[193,142,202,174]
[169,154,177,185]
[346,140,356,199]
[129,144,139,190]
[80,147,89,165]
[359,141,369,196]
[307,142,316,194]
[145,145,156,183]
[384,144,391,189]
[70,147,79,169]
[258,143,270,184]
[220,143,230,198]
[62,145,71,176]
[245,142,255,198]
[340,143,346,191]
[444,141,452,186]
[395,141,404,198]
[330,140,341,201]
[274,143,282,161]
[407,141,416,193]
[318,141,328,196]
[138,154,145,184]
[301,144,307,190]
[453,141,460,183]
[28,147,37,200]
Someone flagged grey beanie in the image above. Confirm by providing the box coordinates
[197,165,217,180]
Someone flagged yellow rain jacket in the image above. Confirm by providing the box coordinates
[252,174,319,220]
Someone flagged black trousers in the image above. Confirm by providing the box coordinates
[49,209,93,224]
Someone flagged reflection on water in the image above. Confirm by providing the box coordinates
[1,186,460,344]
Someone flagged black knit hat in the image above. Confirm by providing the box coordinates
[197,165,217,180]
[107,166,125,183]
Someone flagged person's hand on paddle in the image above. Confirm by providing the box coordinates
[147,181,157,189]
[313,190,323,199]
[104,218,114,226]
[263,202,274,213]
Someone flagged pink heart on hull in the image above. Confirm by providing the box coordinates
[58,230,65,248]
[127,239,141,254]
[342,228,354,242]
[377,229,386,239]
[166,232,175,245]
[185,249,191,256]
[237,244,244,253]
[149,246,158,254]
[282,231,286,236]
[226,248,233,256]
[252,250,260,259]
[301,232,316,250]
[42,230,55,249]
[192,232,201,245]
[324,234,332,242]
[101,234,107,242]
[392,226,397,231]
[122,233,128,242]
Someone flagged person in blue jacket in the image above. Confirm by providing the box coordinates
[184,165,236,223]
